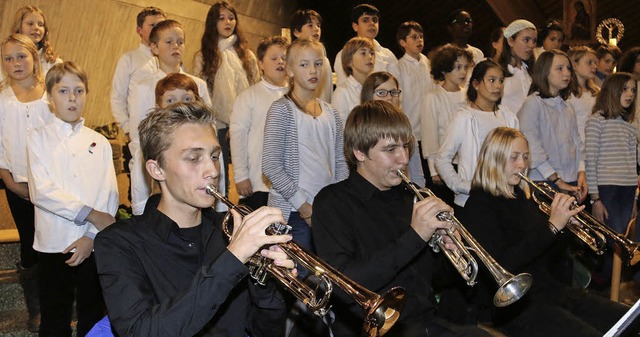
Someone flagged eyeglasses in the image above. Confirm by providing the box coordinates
[374,89,402,97]
[451,18,473,25]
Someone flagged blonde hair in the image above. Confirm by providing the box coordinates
[285,38,324,110]
[45,61,89,94]
[0,34,43,91]
[11,6,58,63]
[472,127,529,199]
[568,46,599,98]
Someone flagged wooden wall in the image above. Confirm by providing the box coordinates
[0,0,295,129]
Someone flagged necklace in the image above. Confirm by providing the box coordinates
[292,92,320,119]
[472,100,497,113]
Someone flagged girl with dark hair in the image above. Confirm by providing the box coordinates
[193,1,259,194]
[435,60,519,209]
[497,19,537,114]
[534,20,564,59]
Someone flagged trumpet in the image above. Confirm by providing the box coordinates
[396,170,532,307]
[517,173,640,264]
[205,185,406,337]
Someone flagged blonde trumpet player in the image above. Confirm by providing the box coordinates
[312,101,491,337]
[94,101,296,336]
[462,127,627,336]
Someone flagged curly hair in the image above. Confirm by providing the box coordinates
[11,6,58,63]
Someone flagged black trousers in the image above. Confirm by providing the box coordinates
[38,252,105,337]
[6,188,37,268]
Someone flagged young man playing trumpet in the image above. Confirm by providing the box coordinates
[312,100,490,337]
[94,101,296,336]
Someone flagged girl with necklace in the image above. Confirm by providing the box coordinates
[435,60,519,210]
[262,39,348,254]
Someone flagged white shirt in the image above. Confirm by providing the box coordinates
[230,79,288,193]
[110,43,153,134]
[127,59,211,142]
[297,107,336,203]
[193,35,259,128]
[0,88,53,182]
[333,39,399,87]
[421,86,466,174]
[568,92,597,143]
[391,53,438,138]
[28,118,119,253]
[331,75,362,124]
[435,105,519,206]
[503,64,532,115]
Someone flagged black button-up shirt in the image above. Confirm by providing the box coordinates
[312,171,441,336]
[95,195,287,337]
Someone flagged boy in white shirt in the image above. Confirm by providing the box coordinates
[27,62,118,337]
[110,6,165,136]
[230,36,288,210]
[392,21,437,155]
[127,20,212,215]
[332,37,375,123]
[333,4,398,87]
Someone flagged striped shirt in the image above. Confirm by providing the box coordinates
[585,113,638,195]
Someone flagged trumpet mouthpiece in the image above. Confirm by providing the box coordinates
[205,184,217,196]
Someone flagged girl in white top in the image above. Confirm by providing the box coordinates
[230,36,289,210]
[360,71,425,186]
[517,50,587,203]
[435,60,519,208]
[193,1,259,196]
[497,19,537,115]
[262,39,348,252]
[0,34,53,329]
[422,45,473,185]
[533,20,564,59]
[10,6,62,77]
[290,9,332,103]
[568,46,600,142]
[332,37,375,123]
[193,1,259,129]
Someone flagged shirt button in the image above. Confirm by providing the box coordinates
[236,273,243,279]
[211,304,217,310]
[187,242,195,248]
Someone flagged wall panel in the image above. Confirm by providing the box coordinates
[0,0,294,128]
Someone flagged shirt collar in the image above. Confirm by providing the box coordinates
[401,53,424,64]
[138,43,152,57]
[143,194,217,242]
[349,170,405,202]
[53,116,85,137]
[347,75,363,90]
[260,78,288,91]
[542,94,567,108]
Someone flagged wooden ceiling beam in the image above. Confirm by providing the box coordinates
[485,0,547,27]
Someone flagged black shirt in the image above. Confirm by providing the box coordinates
[312,171,441,336]
[94,195,287,337]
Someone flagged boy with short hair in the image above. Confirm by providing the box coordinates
[445,9,484,65]
[27,61,118,337]
[110,6,165,135]
[391,21,437,156]
[95,101,295,336]
[230,36,289,210]
[595,44,622,87]
[127,19,214,215]
[333,4,398,87]
[332,37,375,123]
[312,100,491,337]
